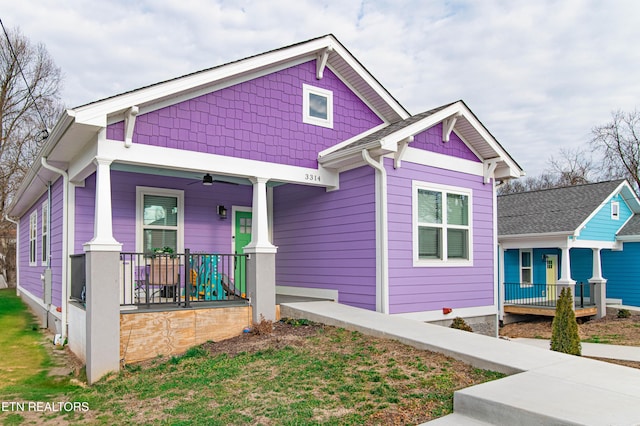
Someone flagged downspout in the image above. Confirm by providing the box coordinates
[362,149,389,314]
[41,158,69,339]
[4,215,18,293]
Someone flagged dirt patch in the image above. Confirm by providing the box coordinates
[500,311,640,369]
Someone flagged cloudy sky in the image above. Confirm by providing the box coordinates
[3,0,639,176]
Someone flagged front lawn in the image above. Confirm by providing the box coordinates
[0,290,504,425]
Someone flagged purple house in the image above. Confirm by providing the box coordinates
[8,35,522,383]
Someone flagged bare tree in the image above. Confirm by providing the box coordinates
[0,24,64,286]
[591,110,640,193]
[499,148,598,195]
[548,147,597,187]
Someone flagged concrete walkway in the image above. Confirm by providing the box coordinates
[280,301,640,425]
[513,338,640,362]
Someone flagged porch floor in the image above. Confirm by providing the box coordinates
[504,302,597,317]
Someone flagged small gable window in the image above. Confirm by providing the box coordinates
[611,201,620,220]
[303,84,333,128]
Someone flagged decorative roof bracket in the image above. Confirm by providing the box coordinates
[394,136,414,169]
[124,105,139,148]
[316,46,333,80]
[442,112,461,143]
[483,157,501,184]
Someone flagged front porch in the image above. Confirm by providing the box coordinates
[503,282,597,318]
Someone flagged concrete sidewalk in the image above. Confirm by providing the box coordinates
[280,301,640,425]
[513,337,640,362]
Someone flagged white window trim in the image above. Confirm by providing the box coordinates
[611,201,620,220]
[302,84,333,128]
[135,187,184,254]
[412,181,473,267]
[29,210,37,266]
[520,249,533,288]
[41,200,49,266]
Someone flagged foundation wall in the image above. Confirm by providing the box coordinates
[120,305,280,363]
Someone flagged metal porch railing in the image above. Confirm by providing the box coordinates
[503,282,590,308]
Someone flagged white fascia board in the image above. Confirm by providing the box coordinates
[456,103,523,177]
[97,139,339,188]
[570,239,619,249]
[318,123,389,158]
[401,147,484,177]
[73,37,337,126]
[574,182,629,235]
[329,42,409,120]
[499,233,572,249]
[619,181,640,212]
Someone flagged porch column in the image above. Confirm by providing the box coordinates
[83,157,122,384]
[589,247,607,319]
[244,177,278,323]
[557,246,576,309]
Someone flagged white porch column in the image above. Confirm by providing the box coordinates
[244,177,278,323]
[589,247,607,319]
[83,157,122,384]
[85,158,121,250]
[557,246,576,309]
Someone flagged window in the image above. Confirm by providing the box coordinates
[302,84,333,128]
[520,250,532,287]
[41,200,49,266]
[611,201,620,220]
[136,188,184,254]
[29,211,37,265]
[413,182,472,266]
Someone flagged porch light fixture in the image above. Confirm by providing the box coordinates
[202,173,214,186]
[217,205,228,219]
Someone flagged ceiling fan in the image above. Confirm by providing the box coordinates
[188,173,239,186]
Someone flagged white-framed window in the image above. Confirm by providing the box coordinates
[302,84,333,128]
[611,201,620,220]
[520,250,533,287]
[136,187,184,254]
[413,181,472,266]
[41,200,49,266]
[29,211,37,266]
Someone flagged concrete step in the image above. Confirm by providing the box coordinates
[424,413,494,425]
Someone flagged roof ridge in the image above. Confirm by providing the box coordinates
[498,179,626,198]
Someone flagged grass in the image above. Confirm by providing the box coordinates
[0,289,79,403]
[582,334,624,344]
[0,289,505,425]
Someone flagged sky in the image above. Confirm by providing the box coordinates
[2,0,639,177]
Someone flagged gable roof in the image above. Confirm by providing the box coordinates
[319,100,523,180]
[8,34,411,217]
[498,179,640,236]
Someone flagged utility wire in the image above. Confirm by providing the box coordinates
[0,18,49,140]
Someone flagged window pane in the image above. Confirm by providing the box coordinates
[447,228,468,259]
[144,195,178,226]
[418,226,441,259]
[522,269,532,284]
[521,251,531,267]
[418,190,442,224]
[144,229,177,253]
[309,93,328,119]
[447,193,468,225]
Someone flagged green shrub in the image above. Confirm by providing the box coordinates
[617,309,631,319]
[450,317,473,332]
[551,287,581,356]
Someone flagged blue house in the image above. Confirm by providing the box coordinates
[497,180,640,320]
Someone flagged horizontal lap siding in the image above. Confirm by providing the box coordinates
[74,171,252,253]
[274,167,377,310]
[107,61,383,169]
[578,194,632,242]
[602,243,640,307]
[18,177,64,307]
[386,158,495,314]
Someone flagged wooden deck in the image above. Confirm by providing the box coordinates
[504,304,597,318]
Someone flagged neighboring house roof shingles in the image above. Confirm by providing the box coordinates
[498,180,626,236]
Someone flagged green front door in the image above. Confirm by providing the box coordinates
[234,211,252,297]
